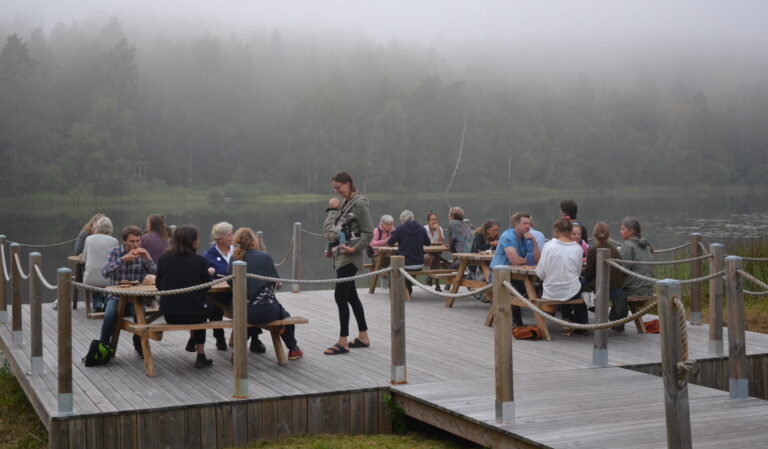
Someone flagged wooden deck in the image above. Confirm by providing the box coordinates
[2,286,768,447]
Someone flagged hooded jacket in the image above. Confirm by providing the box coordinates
[323,193,373,271]
[619,236,655,296]
[387,221,431,267]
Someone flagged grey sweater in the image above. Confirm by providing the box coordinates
[83,234,118,286]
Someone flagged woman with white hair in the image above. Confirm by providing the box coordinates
[83,216,118,312]
[369,214,395,262]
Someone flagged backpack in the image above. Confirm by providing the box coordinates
[512,325,542,340]
[82,339,115,367]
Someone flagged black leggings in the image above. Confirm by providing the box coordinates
[206,292,261,341]
[165,314,207,345]
[334,263,368,337]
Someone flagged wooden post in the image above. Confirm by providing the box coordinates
[57,268,73,414]
[389,256,406,384]
[708,244,724,355]
[0,235,7,323]
[725,256,748,399]
[593,248,611,367]
[656,279,692,449]
[256,230,266,252]
[689,233,702,325]
[29,252,44,374]
[492,266,514,423]
[232,261,248,398]
[291,222,302,293]
[10,243,22,345]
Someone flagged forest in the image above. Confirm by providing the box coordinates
[1,15,767,198]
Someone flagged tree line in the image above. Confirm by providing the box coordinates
[1,16,766,198]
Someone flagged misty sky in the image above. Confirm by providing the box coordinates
[3,0,768,44]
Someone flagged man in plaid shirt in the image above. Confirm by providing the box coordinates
[99,225,157,357]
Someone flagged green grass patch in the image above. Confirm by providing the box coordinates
[238,432,481,449]
[0,362,48,449]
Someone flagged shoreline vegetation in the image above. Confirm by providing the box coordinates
[1,184,766,207]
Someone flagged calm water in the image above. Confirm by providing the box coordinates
[2,191,768,296]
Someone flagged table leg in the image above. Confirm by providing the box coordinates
[134,303,155,376]
[522,278,551,340]
[445,259,469,307]
[110,296,128,352]
[368,255,384,294]
[72,263,84,310]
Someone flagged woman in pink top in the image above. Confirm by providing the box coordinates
[370,214,395,260]
[570,224,589,264]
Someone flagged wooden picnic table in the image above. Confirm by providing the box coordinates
[67,255,85,311]
[445,252,493,307]
[368,245,451,294]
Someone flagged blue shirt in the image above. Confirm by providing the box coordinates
[530,228,548,251]
[491,228,531,268]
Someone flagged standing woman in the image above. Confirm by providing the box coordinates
[323,172,373,355]
[141,214,171,262]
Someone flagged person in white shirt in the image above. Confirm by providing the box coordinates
[535,217,587,335]
[83,217,118,312]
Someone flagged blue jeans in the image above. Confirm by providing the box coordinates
[99,297,135,343]
[91,292,106,312]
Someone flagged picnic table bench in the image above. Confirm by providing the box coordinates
[107,283,308,376]
[367,245,454,298]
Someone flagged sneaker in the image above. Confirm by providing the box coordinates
[133,336,144,358]
[51,300,58,310]
[288,348,304,360]
[250,338,266,354]
[434,284,442,292]
[185,339,195,352]
[194,355,213,368]
[215,336,228,351]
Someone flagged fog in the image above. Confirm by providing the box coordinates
[1,1,767,196]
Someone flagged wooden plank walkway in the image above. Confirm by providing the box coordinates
[2,286,768,447]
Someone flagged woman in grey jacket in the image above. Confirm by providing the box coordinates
[322,172,373,355]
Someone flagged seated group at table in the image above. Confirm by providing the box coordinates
[78,213,302,369]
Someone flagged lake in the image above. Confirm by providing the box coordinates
[2,190,768,295]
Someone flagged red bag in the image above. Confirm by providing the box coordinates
[643,319,660,333]
[512,325,542,340]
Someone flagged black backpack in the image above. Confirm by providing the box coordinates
[82,339,115,367]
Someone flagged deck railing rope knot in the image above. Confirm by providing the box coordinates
[245,267,392,285]
[501,280,658,330]
[9,237,77,248]
[653,241,692,254]
[737,269,768,296]
[13,252,30,280]
[398,268,493,298]
[0,243,9,281]
[72,276,234,296]
[672,296,696,388]
[33,264,59,290]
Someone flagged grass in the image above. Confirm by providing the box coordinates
[238,433,480,449]
[0,362,48,449]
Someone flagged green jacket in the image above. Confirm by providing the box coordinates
[323,194,373,271]
[619,236,655,296]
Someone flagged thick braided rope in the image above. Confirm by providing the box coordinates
[11,237,77,248]
[245,267,392,285]
[676,271,725,285]
[744,290,768,296]
[398,268,493,298]
[653,241,691,254]
[738,269,768,296]
[673,296,696,388]
[72,276,234,296]
[742,257,768,262]
[14,252,30,280]
[501,280,658,330]
[273,238,294,267]
[0,243,9,282]
[300,229,326,239]
[33,264,58,291]
[606,259,660,284]
[608,253,711,266]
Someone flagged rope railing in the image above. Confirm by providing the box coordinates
[698,241,709,256]
[737,269,768,296]
[672,296,696,388]
[13,252,30,280]
[1,243,9,282]
[741,257,768,262]
[606,259,723,286]
[10,237,77,248]
[300,229,326,239]
[245,267,392,285]
[501,280,658,330]
[654,241,692,254]
[33,264,58,291]
[398,268,493,298]
[273,238,294,267]
[72,276,234,297]
[608,253,711,266]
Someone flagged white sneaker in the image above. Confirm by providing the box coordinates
[51,300,58,310]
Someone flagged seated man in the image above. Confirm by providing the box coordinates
[490,212,542,326]
[99,225,157,357]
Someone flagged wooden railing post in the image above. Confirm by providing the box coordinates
[492,266,514,424]
[708,244,724,355]
[0,235,7,323]
[689,233,702,325]
[57,268,73,414]
[256,230,266,252]
[389,256,406,384]
[725,256,748,399]
[593,248,611,367]
[291,222,302,293]
[656,279,692,449]
[10,243,22,345]
[232,261,248,398]
[29,252,44,374]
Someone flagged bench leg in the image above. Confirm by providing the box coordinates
[629,302,646,333]
[141,336,155,376]
[446,260,469,308]
[270,329,287,365]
